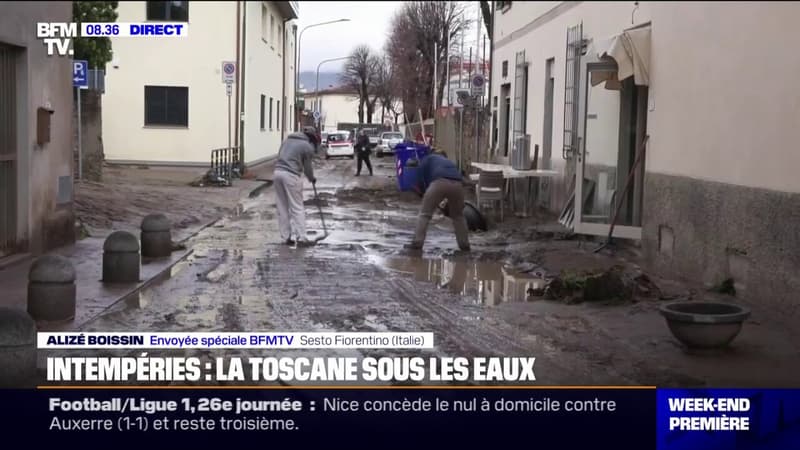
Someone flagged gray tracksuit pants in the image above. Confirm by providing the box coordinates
[274,169,306,242]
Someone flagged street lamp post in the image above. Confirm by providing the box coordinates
[296,18,350,130]
[446,55,462,106]
[315,56,350,131]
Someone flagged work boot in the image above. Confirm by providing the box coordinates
[284,239,296,246]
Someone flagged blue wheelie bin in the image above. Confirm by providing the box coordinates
[394,142,431,191]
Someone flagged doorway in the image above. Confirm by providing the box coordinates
[542,58,555,170]
[499,83,511,157]
[574,46,648,240]
[0,44,18,257]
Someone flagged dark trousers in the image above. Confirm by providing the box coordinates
[356,151,373,175]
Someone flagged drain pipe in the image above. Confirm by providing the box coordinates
[240,3,248,166]
[292,24,298,131]
[234,1,240,150]
[282,17,291,142]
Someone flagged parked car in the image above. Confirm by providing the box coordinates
[324,131,355,159]
[376,131,404,157]
[360,128,381,149]
[320,132,329,147]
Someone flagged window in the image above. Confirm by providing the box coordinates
[277,100,281,130]
[261,5,268,42]
[270,15,275,47]
[145,86,188,126]
[146,1,189,21]
[269,97,273,129]
[260,95,265,130]
[502,60,508,78]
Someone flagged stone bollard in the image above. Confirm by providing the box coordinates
[103,231,140,283]
[27,254,77,321]
[141,213,172,258]
[0,307,37,387]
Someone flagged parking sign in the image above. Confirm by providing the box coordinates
[73,60,88,89]
[222,61,236,84]
[470,73,485,97]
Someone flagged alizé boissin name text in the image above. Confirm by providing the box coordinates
[47,356,536,382]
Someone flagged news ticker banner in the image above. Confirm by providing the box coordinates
[37,22,187,56]
[0,388,797,449]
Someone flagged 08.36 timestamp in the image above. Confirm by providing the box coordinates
[81,23,120,36]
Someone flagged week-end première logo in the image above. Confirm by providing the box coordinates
[36,22,188,56]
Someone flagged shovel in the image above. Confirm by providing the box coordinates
[312,182,329,243]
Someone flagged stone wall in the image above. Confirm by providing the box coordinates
[643,173,800,319]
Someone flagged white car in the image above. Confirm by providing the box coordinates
[376,132,404,157]
[325,131,355,159]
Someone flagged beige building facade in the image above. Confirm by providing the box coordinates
[491,1,800,314]
[103,1,298,167]
[305,87,404,132]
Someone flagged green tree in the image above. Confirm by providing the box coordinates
[73,1,119,69]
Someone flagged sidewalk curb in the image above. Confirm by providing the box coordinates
[78,181,266,329]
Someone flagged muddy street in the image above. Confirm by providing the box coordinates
[75,157,800,387]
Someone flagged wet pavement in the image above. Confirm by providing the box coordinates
[59,157,800,387]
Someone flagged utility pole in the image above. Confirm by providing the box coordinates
[459,23,464,90]
[433,41,438,118]
[474,4,481,164]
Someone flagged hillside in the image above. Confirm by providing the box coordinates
[299,71,344,92]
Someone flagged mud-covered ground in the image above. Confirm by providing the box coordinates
[74,165,264,240]
[61,156,800,387]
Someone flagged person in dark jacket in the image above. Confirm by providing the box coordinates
[404,152,470,251]
[354,129,373,176]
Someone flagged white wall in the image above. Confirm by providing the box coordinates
[243,1,292,164]
[305,92,400,131]
[103,1,236,164]
[104,1,296,165]
[492,1,800,194]
[645,1,800,193]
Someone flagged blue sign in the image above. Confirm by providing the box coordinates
[72,60,88,88]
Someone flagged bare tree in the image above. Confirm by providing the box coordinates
[365,55,382,124]
[387,1,467,122]
[370,54,398,125]
[341,45,373,124]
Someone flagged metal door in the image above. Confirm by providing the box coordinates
[573,41,642,240]
[0,44,18,256]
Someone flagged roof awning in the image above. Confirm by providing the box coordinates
[591,23,651,90]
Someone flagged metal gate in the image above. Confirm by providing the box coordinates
[0,44,18,256]
[562,23,583,160]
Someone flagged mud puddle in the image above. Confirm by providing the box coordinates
[368,253,547,307]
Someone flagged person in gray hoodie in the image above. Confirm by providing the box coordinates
[274,127,318,246]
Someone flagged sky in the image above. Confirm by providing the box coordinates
[296,1,405,73]
[296,1,487,74]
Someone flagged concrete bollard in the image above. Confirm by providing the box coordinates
[103,231,140,283]
[141,213,172,258]
[27,254,77,321]
[0,307,37,387]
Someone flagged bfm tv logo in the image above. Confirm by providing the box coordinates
[37,23,77,56]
